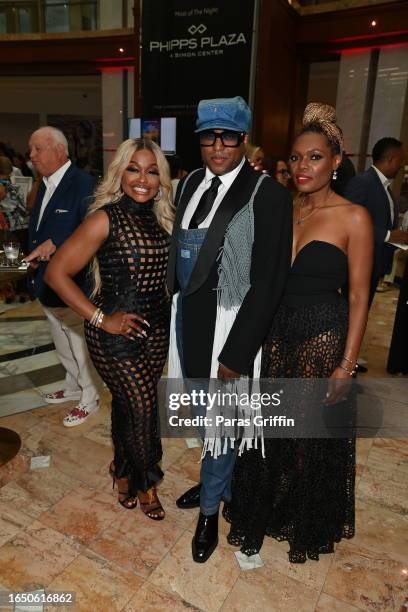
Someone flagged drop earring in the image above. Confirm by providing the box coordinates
[332,169,338,180]
[154,187,162,202]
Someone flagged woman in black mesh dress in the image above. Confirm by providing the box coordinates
[46,139,173,519]
[223,104,373,561]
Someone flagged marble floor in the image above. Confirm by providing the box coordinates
[0,292,407,612]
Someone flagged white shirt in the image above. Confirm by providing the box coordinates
[372,165,394,242]
[181,157,246,229]
[36,160,71,230]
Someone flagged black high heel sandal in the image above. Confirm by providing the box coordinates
[138,487,165,521]
[109,462,138,510]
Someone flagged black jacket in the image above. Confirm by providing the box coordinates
[344,166,397,278]
[167,161,292,377]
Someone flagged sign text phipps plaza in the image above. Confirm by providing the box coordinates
[149,24,247,54]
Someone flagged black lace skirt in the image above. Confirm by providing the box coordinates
[223,298,355,563]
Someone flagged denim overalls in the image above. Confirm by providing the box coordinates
[175,226,235,515]
[175,227,207,375]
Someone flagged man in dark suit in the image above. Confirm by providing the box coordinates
[345,137,407,306]
[167,97,292,562]
[25,126,100,427]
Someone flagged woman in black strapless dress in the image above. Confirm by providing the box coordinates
[45,139,174,519]
[223,104,374,562]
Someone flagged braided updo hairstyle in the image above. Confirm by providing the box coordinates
[300,102,343,155]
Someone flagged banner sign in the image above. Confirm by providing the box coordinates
[141,0,255,167]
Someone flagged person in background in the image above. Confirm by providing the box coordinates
[245,143,265,170]
[45,138,174,519]
[166,153,187,198]
[0,142,23,181]
[331,151,356,196]
[387,255,408,375]
[12,153,34,178]
[263,156,291,189]
[344,137,408,304]
[0,155,29,303]
[25,126,100,426]
[0,156,28,236]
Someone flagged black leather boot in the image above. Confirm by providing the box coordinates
[176,482,201,509]
[192,510,219,563]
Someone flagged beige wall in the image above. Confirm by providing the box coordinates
[0,75,101,154]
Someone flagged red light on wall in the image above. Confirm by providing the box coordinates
[97,66,135,73]
[336,43,408,54]
[332,31,408,43]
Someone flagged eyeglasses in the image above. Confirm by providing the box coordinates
[199,130,245,148]
[276,169,290,177]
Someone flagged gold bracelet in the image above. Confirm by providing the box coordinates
[95,311,104,328]
[89,307,100,326]
[342,355,356,367]
[339,364,356,376]
[89,307,104,327]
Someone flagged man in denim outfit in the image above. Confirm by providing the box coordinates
[167,97,292,562]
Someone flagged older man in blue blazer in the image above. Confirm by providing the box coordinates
[345,137,407,306]
[25,126,100,426]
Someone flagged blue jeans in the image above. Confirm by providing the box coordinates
[175,227,236,515]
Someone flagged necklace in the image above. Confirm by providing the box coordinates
[296,193,334,225]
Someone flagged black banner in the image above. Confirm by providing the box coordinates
[141,0,255,169]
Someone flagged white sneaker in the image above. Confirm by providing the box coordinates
[43,389,81,404]
[63,400,99,427]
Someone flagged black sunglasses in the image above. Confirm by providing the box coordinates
[199,130,245,148]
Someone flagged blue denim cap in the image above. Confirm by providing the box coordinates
[195,96,251,133]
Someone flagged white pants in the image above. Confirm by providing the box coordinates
[43,305,100,405]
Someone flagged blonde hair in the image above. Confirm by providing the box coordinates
[245,143,262,162]
[300,103,343,155]
[89,138,174,295]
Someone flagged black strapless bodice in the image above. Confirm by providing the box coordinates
[284,240,348,305]
[224,238,354,563]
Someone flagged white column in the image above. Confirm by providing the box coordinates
[101,70,124,172]
[127,68,134,122]
[99,0,123,29]
[367,46,408,167]
[336,50,371,170]
[101,68,135,171]
[126,0,134,27]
